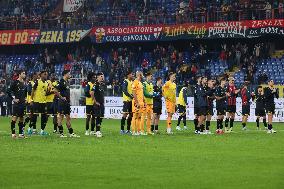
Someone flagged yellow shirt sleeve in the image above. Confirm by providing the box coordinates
[163,81,170,99]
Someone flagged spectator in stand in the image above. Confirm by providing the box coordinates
[191,64,197,77]
[254,44,261,59]
[279,1,284,19]
[220,49,227,63]
[235,49,241,67]
[265,2,272,19]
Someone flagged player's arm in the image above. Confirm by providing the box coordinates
[162,82,169,99]
[274,88,279,99]
[46,82,54,95]
[207,89,215,99]
[183,88,188,105]
[54,80,66,101]
[252,91,256,101]
[31,80,38,101]
[122,81,133,98]
[240,88,245,99]
[27,82,33,96]
[235,87,240,95]
[7,81,18,103]
[132,82,140,107]
[91,85,100,106]
[84,83,91,97]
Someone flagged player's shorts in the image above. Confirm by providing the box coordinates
[153,105,162,115]
[86,105,94,115]
[57,100,71,115]
[165,100,175,114]
[122,101,132,113]
[46,102,54,115]
[33,102,47,114]
[255,108,265,117]
[197,106,207,116]
[242,105,250,116]
[194,106,200,116]
[12,103,26,117]
[216,106,226,116]
[207,106,214,116]
[132,100,145,113]
[177,104,186,115]
[226,105,236,113]
[265,103,275,115]
[145,104,153,114]
[26,103,33,114]
[53,100,58,115]
[94,104,105,117]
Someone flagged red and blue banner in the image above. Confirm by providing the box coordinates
[0,29,39,45]
[0,19,284,45]
[90,25,163,43]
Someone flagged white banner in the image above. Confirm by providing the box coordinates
[63,0,84,12]
[70,97,284,122]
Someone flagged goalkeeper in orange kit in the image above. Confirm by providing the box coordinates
[162,72,177,134]
[131,71,146,135]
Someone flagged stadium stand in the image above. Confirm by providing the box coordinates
[0,41,276,92]
[0,0,283,29]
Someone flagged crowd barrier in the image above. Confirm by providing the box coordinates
[70,97,284,122]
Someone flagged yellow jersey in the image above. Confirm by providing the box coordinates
[85,82,95,105]
[122,79,133,102]
[32,79,48,103]
[132,79,144,104]
[46,80,58,103]
[143,81,154,105]
[177,87,187,106]
[163,81,176,103]
[27,80,35,104]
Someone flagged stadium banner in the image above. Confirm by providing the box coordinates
[70,97,284,122]
[0,19,283,46]
[35,29,91,44]
[90,25,163,43]
[161,19,284,40]
[89,19,284,43]
[0,29,40,45]
[63,0,84,12]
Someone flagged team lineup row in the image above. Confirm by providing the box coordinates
[6,69,279,139]
[119,71,279,136]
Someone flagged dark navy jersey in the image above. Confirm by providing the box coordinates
[255,94,265,110]
[56,79,70,102]
[153,85,162,107]
[7,80,27,103]
[207,87,215,107]
[92,82,105,104]
[196,84,208,107]
[27,81,33,96]
[193,84,200,107]
[215,86,227,108]
[264,87,279,105]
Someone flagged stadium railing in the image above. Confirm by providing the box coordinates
[0,8,282,30]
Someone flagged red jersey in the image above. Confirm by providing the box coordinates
[241,87,251,106]
[227,84,237,106]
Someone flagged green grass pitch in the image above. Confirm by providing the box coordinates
[0,116,284,189]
